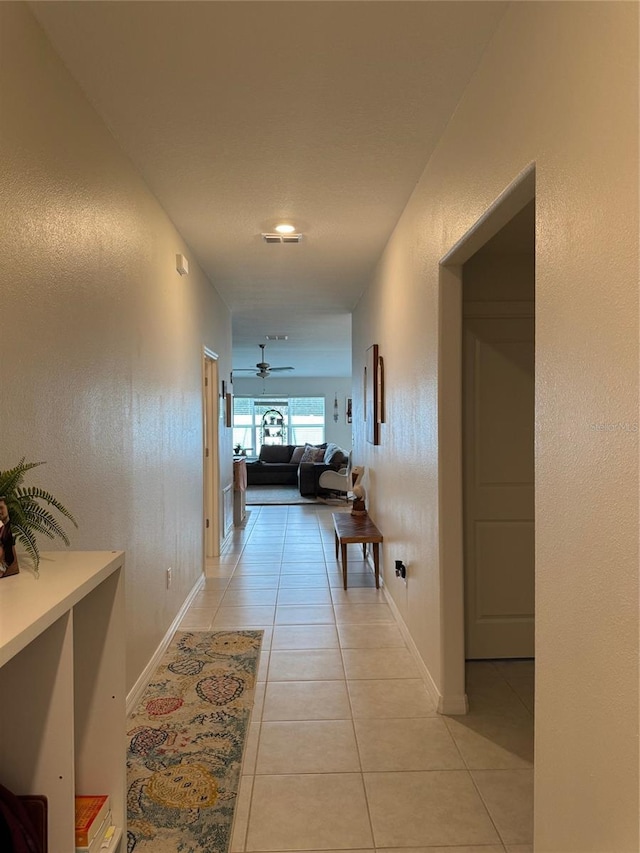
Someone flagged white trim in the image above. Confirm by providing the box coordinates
[381,582,469,716]
[126,574,205,716]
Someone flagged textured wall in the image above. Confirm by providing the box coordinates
[0,3,232,692]
[352,2,638,849]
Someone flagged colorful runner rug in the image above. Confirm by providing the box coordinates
[126,630,262,853]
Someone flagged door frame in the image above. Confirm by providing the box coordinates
[203,347,221,563]
[437,163,536,714]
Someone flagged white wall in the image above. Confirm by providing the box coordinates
[352,3,638,850]
[0,3,233,692]
[232,376,353,451]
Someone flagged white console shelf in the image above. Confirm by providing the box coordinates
[0,551,126,852]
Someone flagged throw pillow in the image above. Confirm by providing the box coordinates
[300,445,325,464]
[290,445,306,464]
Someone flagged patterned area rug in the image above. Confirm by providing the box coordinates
[126,630,262,853]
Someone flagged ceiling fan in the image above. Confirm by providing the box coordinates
[233,344,294,379]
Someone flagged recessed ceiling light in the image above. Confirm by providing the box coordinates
[275,223,296,234]
[266,335,288,340]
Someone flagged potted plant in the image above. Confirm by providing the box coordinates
[234,443,242,455]
[0,458,78,574]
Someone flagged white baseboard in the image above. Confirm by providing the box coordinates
[126,573,206,716]
[380,573,469,716]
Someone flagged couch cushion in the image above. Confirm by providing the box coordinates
[259,444,294,463]
[289,445,306,464]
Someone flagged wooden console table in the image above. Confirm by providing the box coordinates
[332,512,383,590]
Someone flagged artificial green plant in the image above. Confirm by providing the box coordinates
[0,458,78,570]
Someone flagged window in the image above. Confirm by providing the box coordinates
[232,397,325,454]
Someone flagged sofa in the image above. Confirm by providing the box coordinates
[245,444,305,486]
[246,442,349,496]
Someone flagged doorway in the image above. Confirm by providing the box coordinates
[437,164,535,713]
[462,201,535,659]
[203,349,221,561]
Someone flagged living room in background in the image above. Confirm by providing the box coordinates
[232,397,325,456]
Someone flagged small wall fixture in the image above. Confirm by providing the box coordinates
[176,253,189,276]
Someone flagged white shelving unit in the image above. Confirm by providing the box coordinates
[0,551,126,852]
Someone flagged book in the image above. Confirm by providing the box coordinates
[75,795,110,847]
[76,812,113,853]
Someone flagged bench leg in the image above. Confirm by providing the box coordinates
[341,542,348,589]
[372,542,380,589]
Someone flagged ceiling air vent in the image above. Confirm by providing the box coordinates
[261,233,303,244]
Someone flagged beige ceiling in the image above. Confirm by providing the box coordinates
[31,0,508,377]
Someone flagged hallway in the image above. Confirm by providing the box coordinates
[181,504,533,852]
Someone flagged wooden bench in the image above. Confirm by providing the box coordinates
[332,512,383,590]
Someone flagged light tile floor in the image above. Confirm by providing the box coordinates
[180,503,534,853]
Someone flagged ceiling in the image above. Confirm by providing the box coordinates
[31,0,508,377]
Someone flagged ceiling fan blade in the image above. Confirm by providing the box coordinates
[267,366,294,372]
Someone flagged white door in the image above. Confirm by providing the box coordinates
[463,312,535,658]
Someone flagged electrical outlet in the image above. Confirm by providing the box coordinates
[166,567,172,589]
[395,560,407,582]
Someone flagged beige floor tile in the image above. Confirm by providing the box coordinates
[334,603,394,623]
[337,622,405,648]
[246,773,373,851]
[229,774,253,853]
[342,647,420,679]
[228,575,280,589]
[272,624,339,649]
[506,678,534,715]
[465,682,532,719]
[329,573,377,588]
[256,720,360,773]
[505,847,533,853]
[330,587,386,604]
[202,577,232,589]
[382,848,505,853]
[179,610,212,630]
[279,574,331,588]
[276,587,332,605]
[465,661,503,686]
[279,562,328,573]
[494,660,534,679]
[190,591,225,606]
[348,678,437,718]
[444,714,534,769]
[355,717,465,771]
[239,547,284,556]
[282,549,325,562]
[268,649,345,681]
[221,588,278,606]
[250,681,266,721]
[233,562,282,574]
[256,650,270,681]
[212,605,276,627]
[256,626,272,649]
[263,680,351,720]
[364,771,500,847]
[205,566,236,579]
[275,605,335,624]
[471,769,533,845]
[241,721,261,774]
